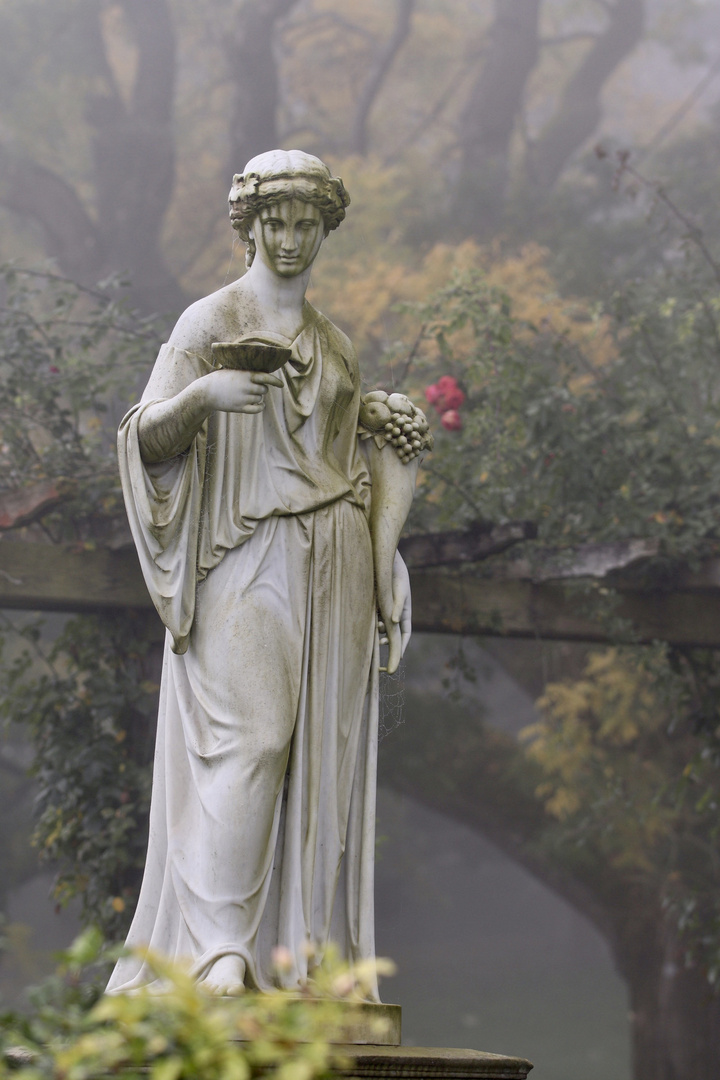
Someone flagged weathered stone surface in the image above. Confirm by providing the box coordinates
[5,538,720,646]
[232,1001,402,1047]
[106,150,420,998]
[337,1045,532,1079]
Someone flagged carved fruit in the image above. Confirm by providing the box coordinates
[359,400,392,430]
[364,389,389,403]
[386,393,413,416]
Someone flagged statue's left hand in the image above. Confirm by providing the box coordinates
[380,551,411,674]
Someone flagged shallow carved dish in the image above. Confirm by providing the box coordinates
[211,333,293,372]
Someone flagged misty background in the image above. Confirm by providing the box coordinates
[2,3,720,1080]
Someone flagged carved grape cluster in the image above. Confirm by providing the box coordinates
[357,390,433,463]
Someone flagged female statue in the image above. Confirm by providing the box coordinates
[107,150,430,997]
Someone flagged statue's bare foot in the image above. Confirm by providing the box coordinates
[200,954,246,995]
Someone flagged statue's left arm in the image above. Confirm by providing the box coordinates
[358,392,433,674]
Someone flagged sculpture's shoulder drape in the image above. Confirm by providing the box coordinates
[118,307,371,654]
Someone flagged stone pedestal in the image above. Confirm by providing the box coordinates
[236,999,532,1078]
[336,1046,533,1079]
[330,1003,532,1079]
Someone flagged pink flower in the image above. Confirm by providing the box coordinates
[49,365,59,374]
[271,945,293,973]
[441,409,462,431]
[425,376,465,413]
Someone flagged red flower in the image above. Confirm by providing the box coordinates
[441,409,462,431]
[49,365,59,374]
[425,375,465,413]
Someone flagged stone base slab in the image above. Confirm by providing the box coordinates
[231,999,402,1046]
[337,1046,533,1079]
[327,1002,402,1045]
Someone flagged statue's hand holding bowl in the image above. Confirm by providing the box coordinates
[203,335,290,414]
[202,368,284,414]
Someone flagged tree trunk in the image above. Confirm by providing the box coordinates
[349,0,416,157]
[380,690,720,1080]
[87,0,185,316]
[616,906,720,1080]
[453,0,540,235]
[0,0,185,318]
[530,0,645,189]
[224,0,303,176]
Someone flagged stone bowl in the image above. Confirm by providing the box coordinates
[211,334,293,373]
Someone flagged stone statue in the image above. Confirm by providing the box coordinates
[107,150,431,998]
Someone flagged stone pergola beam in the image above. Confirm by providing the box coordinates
[2,538,720,647]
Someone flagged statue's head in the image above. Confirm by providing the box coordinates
[228,149,350,267]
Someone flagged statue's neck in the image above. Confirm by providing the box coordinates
[243,260,311,333]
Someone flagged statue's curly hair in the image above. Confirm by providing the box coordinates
[228,150,350,268]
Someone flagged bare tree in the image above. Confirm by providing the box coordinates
[453,0,541,234]
[0,0,185,316]
[349,0,416,157]
[453,0,647,233]
[530,0,646,189]
[223,0,304,175]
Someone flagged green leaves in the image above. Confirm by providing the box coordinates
[0,266,156,542]
[0,938,391,1080]
[409,257,720,559]
[0,613,158,939]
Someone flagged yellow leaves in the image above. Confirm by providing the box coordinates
[312,213,616,386]
[621,407,642,426]
[651,510,683,526]
[522,649,671,864]
[65,942,383,1080]
[151,1056,184,1080]
[43,812,63,850]
[483,243,617,368]
[544,787,582,820]
[567,373,596,396]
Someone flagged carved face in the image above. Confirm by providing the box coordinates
[250,199,324,277]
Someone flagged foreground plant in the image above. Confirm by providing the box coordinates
[0,929,393,1080]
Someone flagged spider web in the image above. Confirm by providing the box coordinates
[378,646,406,741]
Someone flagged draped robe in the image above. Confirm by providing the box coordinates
[106,306,380,998]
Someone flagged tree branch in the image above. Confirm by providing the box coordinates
[0,482,67,532]
[612,155,720,286]
[120,0,176,124]
[349,0,416,157]
[384,63,472,164]
[454,0,541,233]
[399,521,537,567]
[0,148,101,283]
[88,0,184,314]
[224,0,304,176]
[283,11,376,45]
[541,31,600,46]
[530,0,645,189]
[637,55,720,163]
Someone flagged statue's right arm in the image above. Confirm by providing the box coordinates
[138,368,284,464]
[138,379,216,464]
[137,301,285,463]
